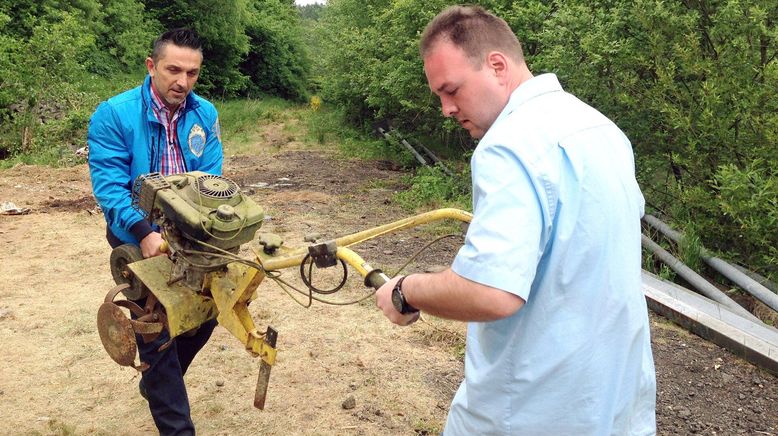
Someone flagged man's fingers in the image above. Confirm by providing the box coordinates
[399,311,420,326]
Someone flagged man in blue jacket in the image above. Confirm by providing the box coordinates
[88,28,222,435]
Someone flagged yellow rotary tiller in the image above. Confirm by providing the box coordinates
[96,171,472,408]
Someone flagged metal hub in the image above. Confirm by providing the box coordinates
[97,300,137,367]
[96,284,167,371]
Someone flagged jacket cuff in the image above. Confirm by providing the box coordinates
[129,220,154,242]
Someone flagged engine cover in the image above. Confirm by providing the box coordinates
[132,171,264,251]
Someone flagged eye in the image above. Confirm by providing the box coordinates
[447,88,458,96]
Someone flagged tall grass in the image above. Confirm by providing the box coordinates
[215,97,299,155]
[0,72,143,168]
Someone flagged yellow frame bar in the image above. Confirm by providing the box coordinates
[260,208,472,272]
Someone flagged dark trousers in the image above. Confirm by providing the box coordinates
[108,232,216,435]
[135,304,218,436]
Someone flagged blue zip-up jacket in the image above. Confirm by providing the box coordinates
[88,75,223,246]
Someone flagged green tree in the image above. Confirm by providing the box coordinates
[298,3,325,21]
[315,0,778,278]
[532,0,777,275]
[143,0,251,96]
[240,0,311,101]
[0,0,157,159]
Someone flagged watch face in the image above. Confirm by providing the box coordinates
[391,288,404,312]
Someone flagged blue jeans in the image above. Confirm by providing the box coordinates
[136,309,217,436]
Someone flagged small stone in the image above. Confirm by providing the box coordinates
[0,309,13,320]
[349,382,357,391]
[677,407,691,418]
[383,250,394,255]
[216,380,225,387]
[220,344,228,351]
[739,394,746,400]
[304,233,322,243]
[342,395,356,410]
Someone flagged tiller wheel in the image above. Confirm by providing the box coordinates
[96,283,167,371]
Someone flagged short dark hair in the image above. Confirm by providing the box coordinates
[420,6,524,67]
[151,28,202,62]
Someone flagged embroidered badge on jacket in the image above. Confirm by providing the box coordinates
[188,124,206,157]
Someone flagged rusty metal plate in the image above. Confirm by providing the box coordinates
[128,256,217,338]
[97,302,137,367]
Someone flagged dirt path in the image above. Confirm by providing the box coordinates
[1,144,776,435]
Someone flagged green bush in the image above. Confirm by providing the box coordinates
[241,0,311,102]
[315,0,778,280]
[0,0,313,163]
[395,166,471,212]
[143,0,250,96]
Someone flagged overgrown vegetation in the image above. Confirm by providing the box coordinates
[314,0,778,281]
[0,0,310,165]
[0,1,775,281]
[394,166,471,212]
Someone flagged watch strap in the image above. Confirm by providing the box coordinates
[394,276,418,314]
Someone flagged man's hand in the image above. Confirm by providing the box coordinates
[140,231,166,258]
[376,275,420,326]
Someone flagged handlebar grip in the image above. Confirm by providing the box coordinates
[364,269,390,290]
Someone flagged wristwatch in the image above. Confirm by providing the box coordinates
[391,276,419,314]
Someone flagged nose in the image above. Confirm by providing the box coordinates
[175,73,188,88]
[440,96,457,118]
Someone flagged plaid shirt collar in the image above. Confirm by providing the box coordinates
[148,81,187,175]
[149,82,186,120]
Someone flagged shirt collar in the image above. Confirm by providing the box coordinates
[149,80,186,116]
[493,73,564,125]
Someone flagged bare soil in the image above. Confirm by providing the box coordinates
[0,143,776,435]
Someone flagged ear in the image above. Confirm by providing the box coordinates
[486,51,509,82]
[145,57,155,76]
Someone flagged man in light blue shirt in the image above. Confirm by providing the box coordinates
[375,6,656,435]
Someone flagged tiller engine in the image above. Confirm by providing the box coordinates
[97,171,471,408]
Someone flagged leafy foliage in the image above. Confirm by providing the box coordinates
[315,0,778,279]
[298,3,325,21]
[142,0,251,96]
[0,0,312,162]
[241,0,311,102]
[394,165,471,212]
[532,0,778,277]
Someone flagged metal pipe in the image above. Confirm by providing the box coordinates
[733,264,778,294]
[403,139,454,177]
[378,127,427,165]
[642,214,778,313]
[641,234,763,323]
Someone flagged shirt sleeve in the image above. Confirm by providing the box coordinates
[451,142,550,301]
[87,102,148,240]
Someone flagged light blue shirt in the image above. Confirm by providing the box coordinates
[447,74,656,435]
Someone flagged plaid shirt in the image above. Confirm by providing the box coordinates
[149,84,186,175]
